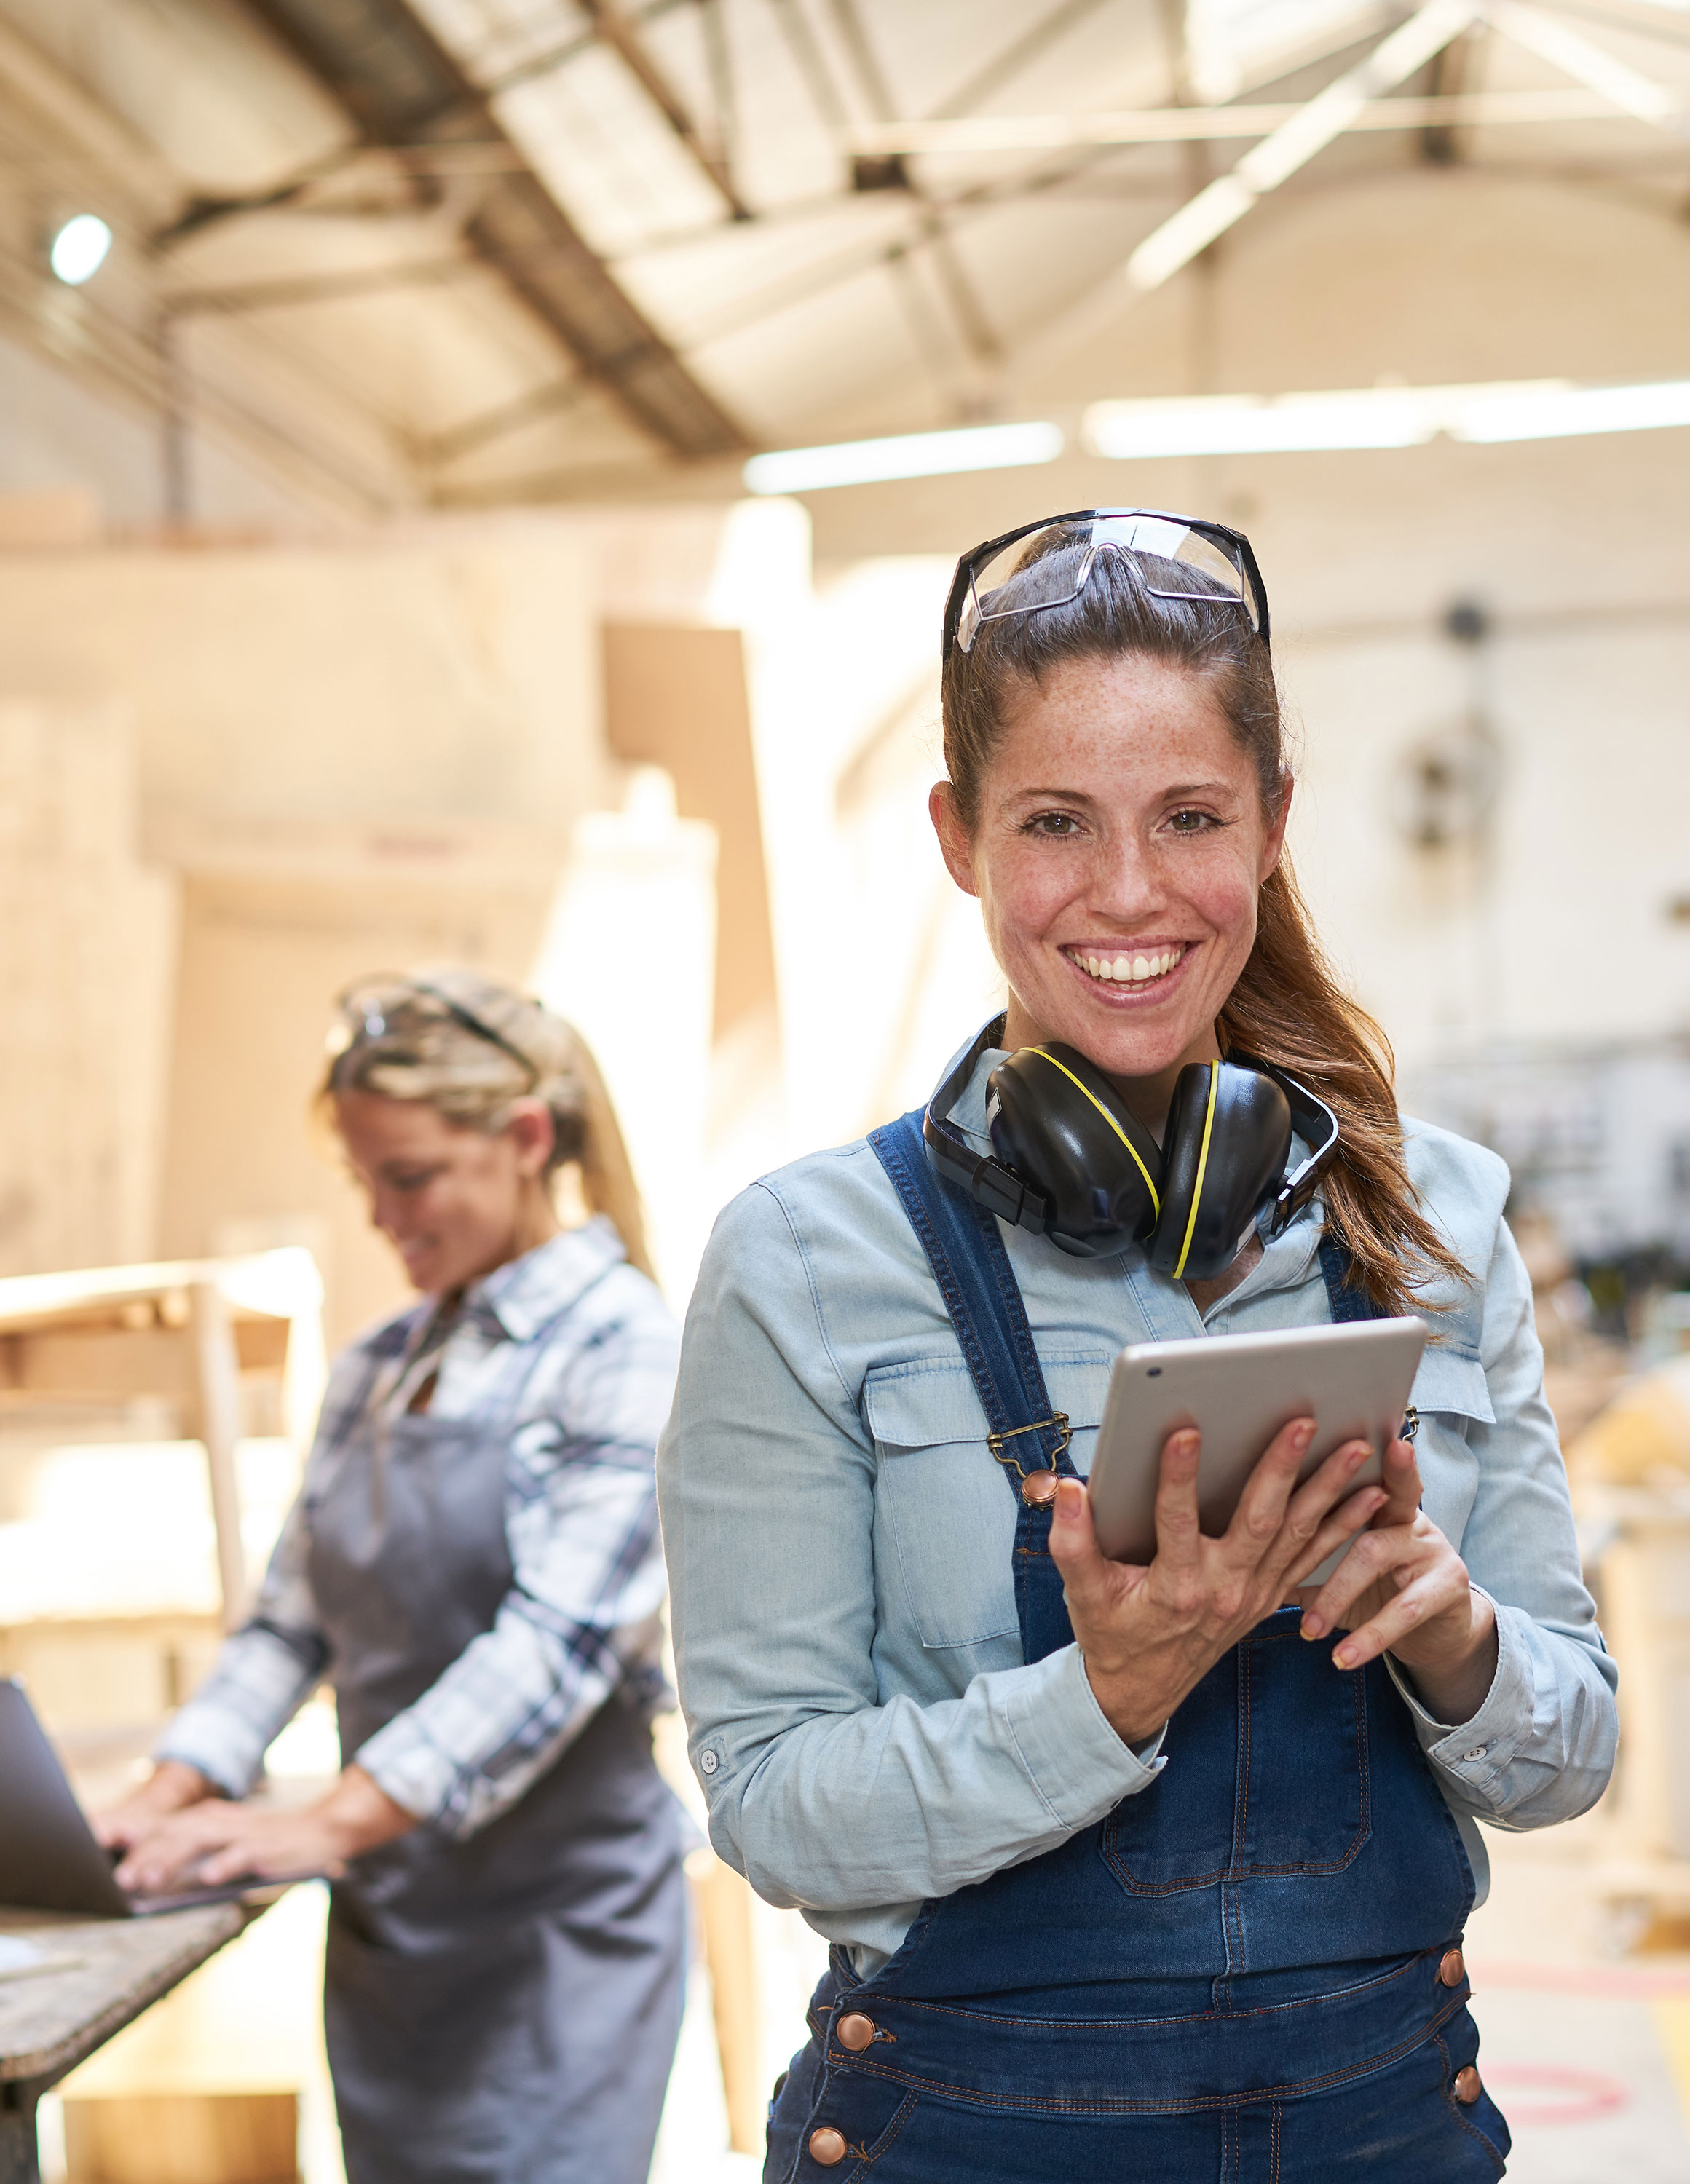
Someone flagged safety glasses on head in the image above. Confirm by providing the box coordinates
[328,976,540,1088]
[942,508,1270,666]
[923,1017,1338,1281]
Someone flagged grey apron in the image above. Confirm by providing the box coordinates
[305,1398,687,2184]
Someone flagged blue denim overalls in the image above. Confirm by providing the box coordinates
[764,1109,1510,2183]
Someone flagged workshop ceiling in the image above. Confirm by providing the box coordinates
[0,0,1683,515]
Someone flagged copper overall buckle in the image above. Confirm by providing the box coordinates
[987,1414,1071,1480]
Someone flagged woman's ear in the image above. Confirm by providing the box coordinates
[506,1098,557,1179]
[929,781,979,898]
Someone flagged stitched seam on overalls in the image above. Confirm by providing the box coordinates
[1231,1666,1373,1878]
[1434,2033,1508,2177]
[824,1987,1469,2115]
[1268,2096,1282,2184]
[841,2089,918,2179]
[853,1946,1429,2031]
[1225,1639,1254,1982]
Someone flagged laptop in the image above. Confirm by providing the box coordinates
[0,1677,272,1917]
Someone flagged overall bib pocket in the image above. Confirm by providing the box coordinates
[1101,1610,1371,1892]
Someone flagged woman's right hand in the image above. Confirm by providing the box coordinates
[92,1760,217,1852]
[1049,1422,1386,1746]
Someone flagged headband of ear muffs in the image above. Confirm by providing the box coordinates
[922,1018,1339,1280]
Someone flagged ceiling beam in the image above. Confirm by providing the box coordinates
[240,0,752,460]
[1487,0,1689,134]
[847,85,1631,154]
[819,0,1001,371]
[1123,0,1482,292]
[573,0,752,218]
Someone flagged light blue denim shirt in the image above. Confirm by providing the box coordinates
[658,1034,1618,1972]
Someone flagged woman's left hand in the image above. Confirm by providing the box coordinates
[114,1765,417,1896]
[1295,1436,1499,1727]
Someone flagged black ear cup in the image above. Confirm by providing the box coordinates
[987,1044,1165,1258]
[1148,1062,1293,1281]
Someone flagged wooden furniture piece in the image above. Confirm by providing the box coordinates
[0,1904,265,2184]
[0,1251,325,1629]
[62,2091,298,2184]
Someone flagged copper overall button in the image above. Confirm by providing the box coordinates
[1439,1947,1466,1989]
[835,2011,877,2052]
[809,2126,848,2165]
[1021,1469,1059,1506]
[1453,2065,1482,2105]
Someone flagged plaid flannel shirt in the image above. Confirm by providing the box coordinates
[157,1219,677,1840]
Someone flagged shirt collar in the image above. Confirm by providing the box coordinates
[462,1216,627,1342]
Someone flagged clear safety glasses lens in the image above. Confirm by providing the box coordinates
[955,514,1257,654]
[330,979,540,1084]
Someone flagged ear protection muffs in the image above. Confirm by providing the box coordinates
[923,1016,1340,1280]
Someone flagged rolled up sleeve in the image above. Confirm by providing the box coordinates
[155,1495,328,1797]
[1391,1215,1617,1829]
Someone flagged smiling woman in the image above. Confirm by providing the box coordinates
[95,971,684,2184]
[659,512,1619,2184]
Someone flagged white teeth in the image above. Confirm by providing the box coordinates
[1073,946,1184,985]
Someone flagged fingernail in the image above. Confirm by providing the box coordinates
[1295,1419,1316,1448]
[1333,1642,1357,1668]
[1300,1613,1325,1640]
[1345,1443,1367,1470]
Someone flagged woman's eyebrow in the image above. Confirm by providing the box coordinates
[1004,778,1239,803]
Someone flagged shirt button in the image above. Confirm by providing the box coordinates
[1462,1746,1487,1762]
[700,1750,719,1776]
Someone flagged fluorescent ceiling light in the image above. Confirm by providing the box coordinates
[743,421,1063,495]
[48,214,111,286]
[1457,380,1690,441]
[1084,378,1690,458]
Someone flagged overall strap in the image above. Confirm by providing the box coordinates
[1318,1233,1381,1323]
[869,1109,1078,1663]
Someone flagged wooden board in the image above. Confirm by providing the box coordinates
[0,1907,255,2092]
[63,2091,298,2184]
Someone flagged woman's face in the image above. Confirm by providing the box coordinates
[932,651,1288,1116]
[333,1091,555,1297]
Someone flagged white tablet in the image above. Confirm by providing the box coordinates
[1087,1317,1428,1568]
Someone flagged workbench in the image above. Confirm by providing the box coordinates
[0,1902,267,2184]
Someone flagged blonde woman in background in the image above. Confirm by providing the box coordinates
[98,971,686,2184]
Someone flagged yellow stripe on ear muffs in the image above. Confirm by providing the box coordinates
[1170,1061,1220,1281]
[1029,1048,1161,1219]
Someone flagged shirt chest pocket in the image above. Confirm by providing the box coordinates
[1409,1345,1494,1550]
[863,1357,1112,1653]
